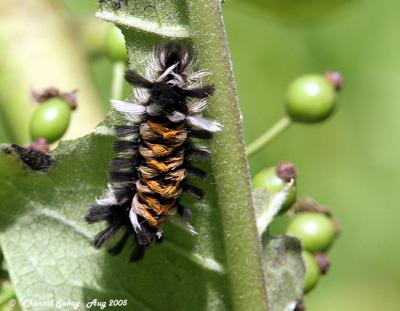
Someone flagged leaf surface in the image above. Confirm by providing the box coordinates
[0,1,231,310]
[0,130,231,310]
[0,1,304,310]
[253,188,305,311]
[263,236,304,311]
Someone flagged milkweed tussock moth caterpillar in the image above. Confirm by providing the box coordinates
[86,41,222,261]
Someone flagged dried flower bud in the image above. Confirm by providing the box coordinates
[294,299,305,311]
[31,87,78,110]
[324,71,343,91]
[28,138,50,154]
[276,161,297,182]
[314,253,331,275]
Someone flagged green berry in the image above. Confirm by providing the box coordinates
[105,26,127,62]
[30,98,72,144]
[287,212,336,252]
[285,74,337,123]
[253,166,297,214]
[303,251,320,294]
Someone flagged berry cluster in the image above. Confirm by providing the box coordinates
[252,72,342,309]
[254,162,340,305]
[287,200,339,294]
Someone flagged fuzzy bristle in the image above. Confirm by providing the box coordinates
[85,205,112,223]
[183,184,204,200]
[187,166,208,180]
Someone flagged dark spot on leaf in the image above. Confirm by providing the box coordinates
[174,273,182,282]
[2,146,12,154]
[2,145,53,171]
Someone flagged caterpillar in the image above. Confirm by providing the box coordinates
[85,41,222,261]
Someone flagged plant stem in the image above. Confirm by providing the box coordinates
[246,116,292,157]
[111,62,126,100]
[186,1,269,310]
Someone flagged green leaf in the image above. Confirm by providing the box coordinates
[0,131,230,310]
[0,1,268,310]
[253,182,293,236]
[253,187,304,310]
[0,0,306,310]
[263,236,305,311]
[97,0,190,72]
[97,1,190,38]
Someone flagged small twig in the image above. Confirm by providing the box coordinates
[111,61,126,100]
[246,116,292,157]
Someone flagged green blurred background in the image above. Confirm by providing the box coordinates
[1,0,400,310]
[226,0,400,310]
